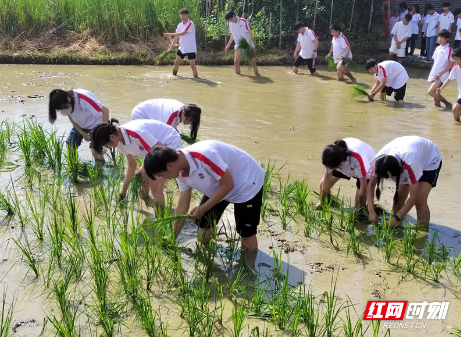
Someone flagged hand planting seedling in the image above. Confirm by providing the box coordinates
[350,85,369,99]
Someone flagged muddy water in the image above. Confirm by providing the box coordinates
[1,64,461,336]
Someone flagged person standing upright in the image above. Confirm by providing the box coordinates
[425,4,440,62]
[407,5,423,56]
[164,8,198,78]
[438,2,454,35]
[292,22,319,75]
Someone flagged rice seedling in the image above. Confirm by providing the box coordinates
[27,120,48,166]
[0,119,13,145]
[342,302,364,337]
[139,227,161,291]
[180,133,199,145]
[232,302,248,337]
[292,180,310,216]
[195,234,218,282]
[380,224,397,263]
[128,173,144,203]
[17,124,32,167]
[199,311,215,337]
[344,60,359,71]
[270,269,294,330]
[214,281,226,325]
[400,224,419,274]
[350,85,368,99]
[47,131,64,175]
[260,160,280,221]
[320,205,338,249]
[47,279,79,337]
[345,211,363,257]
[235,38,256,64]
[0,286,16,337]
[368,320,390,337]
[449,251,461,277]
[427,261,446,283]
[446,326,461,336]
[65,146,80,184]
[48,213,65,268]
[155,49,177,66]
[8,184,28,228]
[323,273,344,337]
[26,190,46,240]
[180,277,211,337]
[298,287,323,337]
[63,235,85,283]
[278,175,295,230]
[250,275,267,318]
[14,235,40,278]
[0,130,9,166]
[327,57,336,71]
[217,220,241,270]
[116,229,142,302]
[134,289,168,337]
[0,192,14,216]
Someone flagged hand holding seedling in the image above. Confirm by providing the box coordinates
[189,206,205,219]
[368,93,375,102]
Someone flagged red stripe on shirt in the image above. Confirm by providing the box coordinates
[309,29,317,39]
[77,93,102,112]
[402,162,417,184]
[189,151,225,177]
[185,21,193,31]
[448,46,453,62]
[240,18,249,30]
[379,65,387,78]
[167,111,179,126]
[349,151,367,177]
[125,130,151,152]
[342,35,349,46]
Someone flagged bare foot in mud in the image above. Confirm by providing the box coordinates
[445,102,453,110]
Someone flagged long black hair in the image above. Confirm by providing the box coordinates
[412,4,420,13]
[373,155,403,204]
[48,89,74,124]
[321,139,349,169]
[183,104,201,140]
[91,118,120,154]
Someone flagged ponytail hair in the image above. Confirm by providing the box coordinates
[373,155,403,204]
[183,104,201,140]
[91,118,120,154]
[321,139,349,169]
[48,89,74,124]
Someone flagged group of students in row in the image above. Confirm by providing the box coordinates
[48,89,441,252]
[363,28,461,123]
[388,1,459,62]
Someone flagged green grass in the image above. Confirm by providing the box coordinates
[0,286,15,337]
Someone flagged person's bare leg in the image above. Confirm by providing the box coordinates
[397,57,402,64]
[234,50,242,75]
[392,184,410,213]
[292,66,299,74]
[414,182,433,228]
[344,68,355,82]
[336,64,345,81]
[319,175,341,205]
[189,59,198,78]
[428,81,441,107]
[453,103,461,122]
[251,58,259,75]
[91,148,105,164]
[173,55,182,76]
[198,227,213,245]
[241,235,258,252]
[150,177,166,209]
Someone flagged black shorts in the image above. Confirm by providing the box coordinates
[455,40,461,49]
[332,170,368,189]
[381,83,406,101]
[457,98,461,105]
[419,161,442,188]
[177,50,196,60]
[293,56,317,73]
[196,188,263,238]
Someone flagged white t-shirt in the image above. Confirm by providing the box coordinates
[331,33,352,64]
[117,120,182,157]
[131,99,184,128]
[389,16,400,33]
[410,13,423,34]
[229,17,254,48]
[428,44,453,82]
[456,18,461,41]
[176,20,197,54]
[177,140,264,204]
[391,21,412,49]
[297,27,317,59]
[374,61,409,89]
[69,89,104,130]
[426,13,440,37]
[439,11,455,31]
[374,136,442,185]
[325,138,376,179]
[448,64,461,98]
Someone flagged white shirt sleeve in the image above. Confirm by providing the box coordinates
[176,177,191,192]
[451,15,455,24]
[449,66,457,81]
[309,30,316,41]
[186,22,195,34]
[137,129,159,150]
[200,150,228,181]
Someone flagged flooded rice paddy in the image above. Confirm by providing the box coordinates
[0,64,460,336]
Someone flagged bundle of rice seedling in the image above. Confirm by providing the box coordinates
[128,173,144,202]
[235,38,256,63]
[447,326,461,336]
[154,49,177,66]
[344,59,358,72]
[181,133,199,145]
[327,57,336,71]
[350,85,369,99]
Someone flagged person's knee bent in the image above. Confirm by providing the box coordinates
[241,235,258,252]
